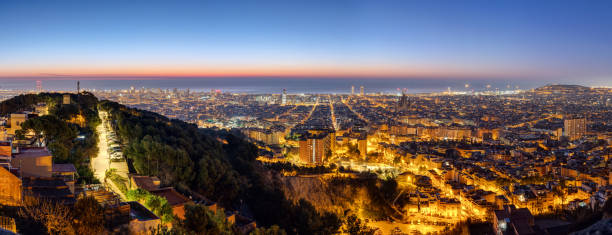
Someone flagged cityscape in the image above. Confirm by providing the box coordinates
[1,1,612,235]
[0,83,611,234]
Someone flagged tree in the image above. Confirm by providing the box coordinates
[19,195,75,235]
[126,188,149,201]
[72,196,105,234]
[251,225,287,235]
[16,115,78,162]
[345,215,376,235]
[100,100,347,234]
[176,204,234,235]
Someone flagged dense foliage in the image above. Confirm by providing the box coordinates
[174,204,235,235]
[345,214,376,235]
[17,115,77,162]
[99,100,244,205]
[101,100,342,234]
[105,168,128,194]
[16,196,105,235]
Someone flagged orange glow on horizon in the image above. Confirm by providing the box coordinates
[0,63,541,79]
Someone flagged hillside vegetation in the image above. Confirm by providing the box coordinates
[3,93,100,184]
[100,100,343,234]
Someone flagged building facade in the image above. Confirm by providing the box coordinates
[564,118,586,140]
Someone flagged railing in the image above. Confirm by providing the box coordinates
[0,216,17,233]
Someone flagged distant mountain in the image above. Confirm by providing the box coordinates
[534,84,591,93]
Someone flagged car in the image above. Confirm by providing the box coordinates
[111,152,123,159]
[110,156,124,162]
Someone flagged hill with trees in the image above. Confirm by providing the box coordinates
[99,100,344,234]
[4,93,100,184]
[1,94,352,234]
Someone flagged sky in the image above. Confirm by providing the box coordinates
[1,0,612,84]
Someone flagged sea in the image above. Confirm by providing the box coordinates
[0,77,579,94]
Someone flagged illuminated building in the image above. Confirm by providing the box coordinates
[0,166,21,205]
[298,133,330,165]
[492,205,534,235]
[63,94,71,104]
[396,92,410,112]
[564,118,586,140]
[360,85,364,96]
[11,147,53,178]
[7,113,29,135]
[358,136,367,159]
[52,164,77,193]
[281,89,287,105]
[242,128,285,145]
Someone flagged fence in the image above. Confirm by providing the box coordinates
[0,216,16,233]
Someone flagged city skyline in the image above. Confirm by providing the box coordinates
[1,0,612,85]
[2,1,612,234]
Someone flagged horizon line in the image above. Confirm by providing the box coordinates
[0,74,546,81]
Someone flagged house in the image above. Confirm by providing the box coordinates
[7,113,27,135]
[52,163,77,193]
[0,142,11,169]
[0,216,17,234]
[126,201,161,235]
[129,175,161,191]
[492,205,535,235]
[11,147,53,178]
[149,187,192,220]
[82,189,160,234]
[0,142,11,158]
[22,177,75,204]
[129,175,194,220]
[0,143,79,206]
[0,166,21,206]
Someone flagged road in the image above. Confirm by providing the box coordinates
[90,110,129,199]
[301,100,319,124]
[343,97,369,124]
[328,95,337,131]
[91,112,110,183]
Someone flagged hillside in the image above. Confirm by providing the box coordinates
[1,93,350,234]
[1,92,101,184]
[98,100,345,234]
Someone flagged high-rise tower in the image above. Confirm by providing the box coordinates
[281,89,287,105]
[564,118,587,140]
[397,91,410,112]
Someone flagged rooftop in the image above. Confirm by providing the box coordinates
[150,187,191,206]
[13,147,51,159]
[52,163,77,173]
[22,177,74,203]
[131,175,160,191]
[127,201,160,221]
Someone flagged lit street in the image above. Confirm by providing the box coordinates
[91,110,129,199]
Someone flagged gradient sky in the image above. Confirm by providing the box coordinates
[1,0,612,83]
